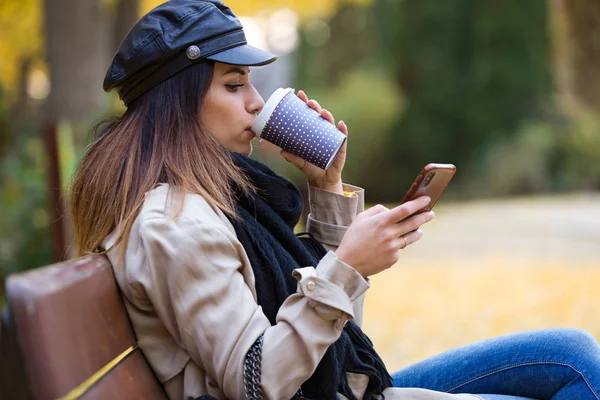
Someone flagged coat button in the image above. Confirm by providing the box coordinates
[306,280,316,291]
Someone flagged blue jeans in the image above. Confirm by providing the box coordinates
[391,328,600,400]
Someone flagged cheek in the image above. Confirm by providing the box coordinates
[202,92,245,143]
[203,97,227,134]
[216,98,244,128]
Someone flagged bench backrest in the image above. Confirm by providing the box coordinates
[1,254,167,399]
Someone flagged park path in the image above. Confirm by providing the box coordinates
[362,193,600,371]
[394,192,600,267]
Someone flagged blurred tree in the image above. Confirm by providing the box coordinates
[114,0,139,52]
[0,121,53,275]
[43,0,110,261]
[553,0,600,190]
[10,57,34,125]
[296,0,554,201]
[553,0,600,114]
[375,0,553,200]
[296,4,375,88]
[44,0,109,123]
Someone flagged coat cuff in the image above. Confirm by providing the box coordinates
[307,183,365,226]
[306,217,347,247]
[316,251,369,301]
[307,183,365,247]
[292,251,370,320]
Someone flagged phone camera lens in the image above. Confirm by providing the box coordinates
[423,172,436,187]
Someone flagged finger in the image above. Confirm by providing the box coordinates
[384,196,431,224]
[362,204,390,218]
[280,150,309,172]
[320,109,335,125]
[394,211,434,237]
[338,120,348,135]
[392,229,423,250]
[307,99,323,113]
[297,90,309,103]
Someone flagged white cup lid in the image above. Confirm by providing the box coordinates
[252,88,295,138]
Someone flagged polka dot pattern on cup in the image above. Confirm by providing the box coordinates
[261,92,346,170]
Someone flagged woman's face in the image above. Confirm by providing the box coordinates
[202,62,265,156]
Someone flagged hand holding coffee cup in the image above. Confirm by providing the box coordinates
[252,88,348,192]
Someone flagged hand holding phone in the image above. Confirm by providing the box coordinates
[401,163,456,212]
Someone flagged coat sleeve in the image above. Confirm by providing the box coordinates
[306,183,367,328]
[138,212,370,400]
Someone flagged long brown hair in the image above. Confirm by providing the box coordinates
[71,60,255,257]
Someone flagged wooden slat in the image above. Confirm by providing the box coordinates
[82,349,167,400]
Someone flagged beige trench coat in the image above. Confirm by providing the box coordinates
[103,183,481,400]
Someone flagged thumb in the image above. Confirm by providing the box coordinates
[281,150,308,172]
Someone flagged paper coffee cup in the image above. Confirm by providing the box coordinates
[252,88,347,170]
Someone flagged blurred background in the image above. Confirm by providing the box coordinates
[0,0,599,372]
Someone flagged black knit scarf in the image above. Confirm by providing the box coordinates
[225,152,392,400]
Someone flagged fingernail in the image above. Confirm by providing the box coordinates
[429,211,435,218]
[424,196,431,203]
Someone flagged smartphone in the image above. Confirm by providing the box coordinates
[400,163,457,211]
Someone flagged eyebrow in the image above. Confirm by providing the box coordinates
[223,67,249,76]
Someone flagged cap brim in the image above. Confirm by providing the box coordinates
[206,44,277,66]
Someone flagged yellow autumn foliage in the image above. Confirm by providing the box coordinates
[141,0,373,22]
[0,0,41,100]
[365,262,600,371]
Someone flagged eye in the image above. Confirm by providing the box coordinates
[225,84,244,92]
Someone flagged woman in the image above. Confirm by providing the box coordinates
[71,1,600,399]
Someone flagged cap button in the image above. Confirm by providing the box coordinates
[186,45,201,60]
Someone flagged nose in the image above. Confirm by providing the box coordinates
[246,84,265,116]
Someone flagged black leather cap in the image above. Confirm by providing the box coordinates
[103,0,277,106]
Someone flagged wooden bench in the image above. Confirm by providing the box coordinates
[1,254,167,399]
[0,256,543,400]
